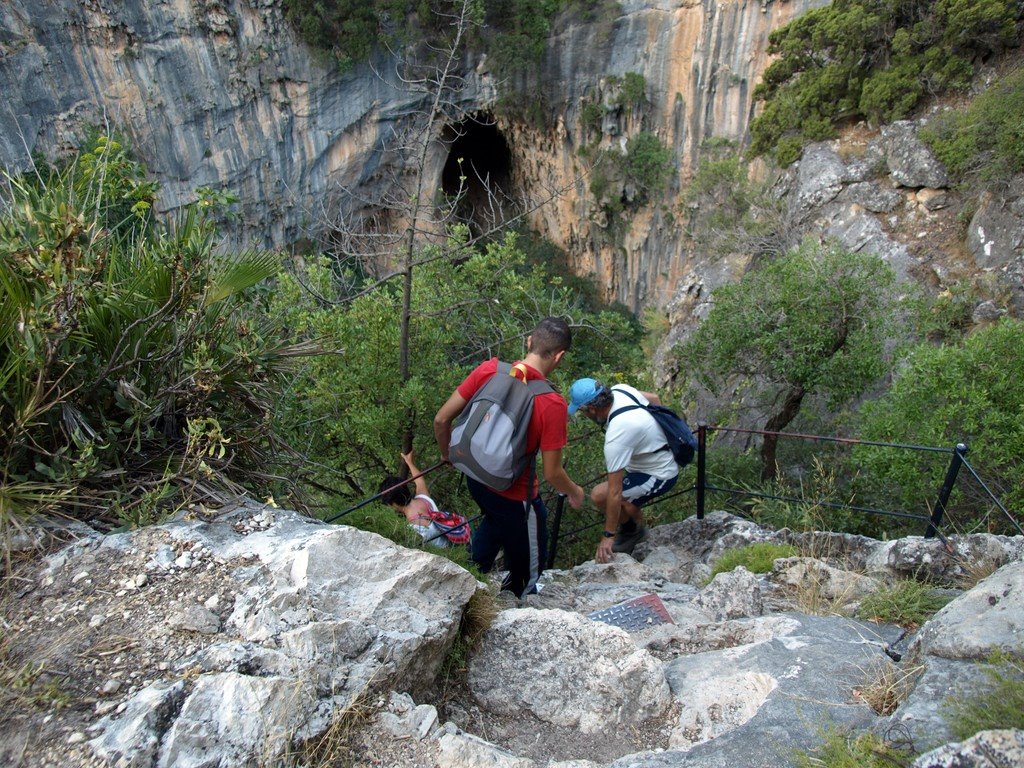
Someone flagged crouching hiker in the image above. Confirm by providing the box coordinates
[568,378,688,564]
[380,451,467,549]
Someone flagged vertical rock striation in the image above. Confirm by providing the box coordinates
[0,0,825,305]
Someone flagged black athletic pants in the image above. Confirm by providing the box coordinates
[467,477,548,597]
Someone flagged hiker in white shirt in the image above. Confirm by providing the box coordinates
[568,379,679,564]
[379,451,450,548]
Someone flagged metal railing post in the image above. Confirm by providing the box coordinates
[548,493,566,569]
[696,425,707,520]
[926,443,968,538]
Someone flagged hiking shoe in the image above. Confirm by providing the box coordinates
[612,524,648,554]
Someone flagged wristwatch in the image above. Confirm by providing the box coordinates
[602,530,616,538]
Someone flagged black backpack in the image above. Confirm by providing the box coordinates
[606,387,698,467]
[448,362,554,490]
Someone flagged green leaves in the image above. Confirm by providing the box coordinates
[855,318,1024,521]
[921,66,1024,186]
[684,238,897,400]
[750,0,1023,164]
[1,135,302,531]
[271,228,645,507]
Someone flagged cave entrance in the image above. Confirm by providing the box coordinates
[441,116,514,237]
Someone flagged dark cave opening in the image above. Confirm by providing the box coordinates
[441,116,514,235]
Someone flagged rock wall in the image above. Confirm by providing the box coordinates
[0,0,429,247]
[0,0,826,307]
[504,0,827,308]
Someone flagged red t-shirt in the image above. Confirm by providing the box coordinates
[456,357,568,501]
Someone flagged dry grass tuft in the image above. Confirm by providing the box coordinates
[855,658,926,716]
[291,689,376,768]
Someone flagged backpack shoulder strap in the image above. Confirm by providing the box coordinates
[526,378,555,396]
[613,387,644,407]
[498,359,554,396]
[606,386,645,423]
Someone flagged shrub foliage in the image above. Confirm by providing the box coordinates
[921,65,1024,186]
[750,0,1023,165]
[854,318,1024,527]
[680,238,899,480]
[0,136,307,532]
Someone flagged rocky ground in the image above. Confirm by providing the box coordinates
[1,505,1022,768]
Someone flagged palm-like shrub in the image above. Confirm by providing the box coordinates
[1,136,311,538]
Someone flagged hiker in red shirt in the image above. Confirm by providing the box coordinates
[434,317,585,597]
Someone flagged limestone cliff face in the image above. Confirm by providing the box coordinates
[0,0,826,307]
[0,0,429,246]
[501,0,828,309]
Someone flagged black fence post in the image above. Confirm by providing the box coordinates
[548,493,566,569]
[697,425,707,520]
[925,443,968,538]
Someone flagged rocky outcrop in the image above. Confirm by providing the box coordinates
[3,508,1023,766]
[0,0,827,301]
[467,608,672,733]
[0,501,479,767]
[912,729,1024,768]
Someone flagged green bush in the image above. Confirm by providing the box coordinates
[921,66,1024,185]
[794,727,913,768]
[622,131,672,194]
[750,0,1022,164]
[483,0,563,74]
[0,135,305,533]
[271,227,646,528]
[589,132,673,212]
[615,72,647,107]
[858,580,953,629]
[283,0,567,76]
[579,100,604,137]
[945,651,1024,739]
[680,239,899,481]
[854,318,1024,528]
[708,542,798,580]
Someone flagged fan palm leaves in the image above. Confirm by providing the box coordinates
[1,135,316,539]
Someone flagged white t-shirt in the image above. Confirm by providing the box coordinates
[409,494,450,548]
[603,385,679,480]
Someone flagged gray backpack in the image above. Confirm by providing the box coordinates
[448,362,554,490]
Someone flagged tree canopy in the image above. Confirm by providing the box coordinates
[679,238,899,479]
[750,0,1022,165]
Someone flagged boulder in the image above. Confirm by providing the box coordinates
[693,566,764,620]
[967,191,1024,270]
[648,615,903,767]
[911,729,1024,768]
[771,557,881,604]
[437,732,537,768]
[467,608,671,733]
[910,560,1024,660]
[81,504,479,768]
[882,122,950,189]
[795,144,847,212]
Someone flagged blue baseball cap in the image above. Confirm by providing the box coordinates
[567,378,604,416]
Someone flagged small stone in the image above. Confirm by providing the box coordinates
[204,594,220,611]
[68,732,86,745]
[100,679,122,695]
[89,614,105,628]
[71,571,90,584]
[152,545,175,569]
[95,701,118,715]
[174,554,192,569]
[134,573,148,588]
